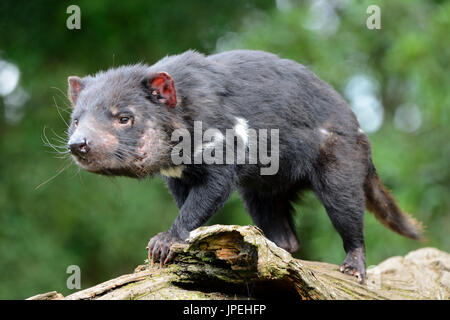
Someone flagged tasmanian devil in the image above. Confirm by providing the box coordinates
[65,49,422,283]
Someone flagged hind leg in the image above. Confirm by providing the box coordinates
[312,171,367,283]
[239,188,299,253]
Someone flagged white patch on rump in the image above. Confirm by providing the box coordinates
[319,128,330,136]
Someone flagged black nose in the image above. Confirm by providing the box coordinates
[69,138,90,157]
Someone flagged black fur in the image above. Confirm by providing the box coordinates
[67,50,423,283]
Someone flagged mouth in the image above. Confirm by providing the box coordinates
[71,154,103,172]
[72,154,92,165]
[71,154,145,178]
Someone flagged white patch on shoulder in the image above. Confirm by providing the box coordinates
[234,117,249,145]
[358,128,365,134]
[160,166,184,178]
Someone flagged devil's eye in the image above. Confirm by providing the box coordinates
[119,116,130,124]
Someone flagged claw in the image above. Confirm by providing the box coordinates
[164,250,176,265]
[146,231,183,266]
[339,262,366,283]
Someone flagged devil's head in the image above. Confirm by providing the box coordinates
[67,65,179,178]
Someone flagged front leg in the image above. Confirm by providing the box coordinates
[164,176,191,209]
[148,166,234,264]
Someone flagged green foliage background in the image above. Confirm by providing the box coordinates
[0,0,448,299]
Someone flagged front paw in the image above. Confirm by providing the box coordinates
[146,231,184,265]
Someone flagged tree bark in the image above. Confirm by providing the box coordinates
[27,225,449,300]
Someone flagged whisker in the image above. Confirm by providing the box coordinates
[35,160,73,190]
[42,127,69,155]
[50,128,68,140]
[49,91,73,115]
[53,96,70,127]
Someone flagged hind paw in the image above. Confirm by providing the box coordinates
[339,262,365,283]
[339,247,366,284]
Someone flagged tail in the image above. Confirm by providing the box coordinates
[364,161,423,240]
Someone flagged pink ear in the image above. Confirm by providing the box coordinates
[68,76,83,105]
[149,72,177,108]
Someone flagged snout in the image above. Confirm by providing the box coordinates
[68,137,90,157]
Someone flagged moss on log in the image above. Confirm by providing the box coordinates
[27,225,449,300]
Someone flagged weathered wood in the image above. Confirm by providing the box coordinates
[27,291,64,300]
[30,225,449,300]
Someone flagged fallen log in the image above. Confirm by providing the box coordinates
[27,225,449,300]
